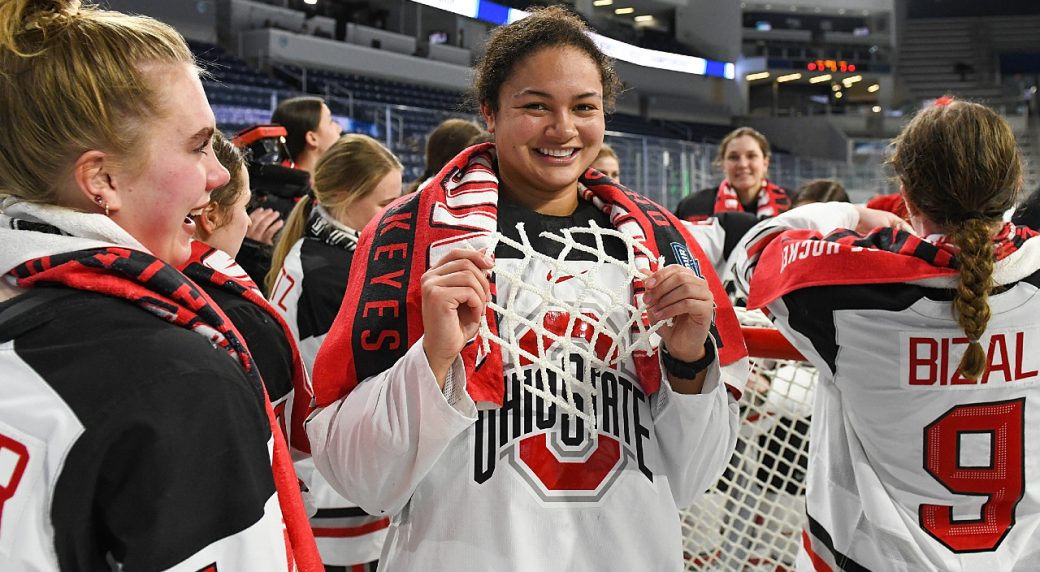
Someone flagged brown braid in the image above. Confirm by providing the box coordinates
[888,98,1023,380]
[948,220,996,379]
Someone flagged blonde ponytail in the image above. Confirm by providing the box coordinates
[266,195,315,294]
[0,0,80,58]
[265,134,402,294]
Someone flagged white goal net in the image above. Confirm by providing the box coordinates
[680,309,817,571]
[478,221,667,438]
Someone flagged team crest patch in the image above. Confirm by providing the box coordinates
[670,242,719,340]
[670,242,703,277]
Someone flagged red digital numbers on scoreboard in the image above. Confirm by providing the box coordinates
[807,60,857,73]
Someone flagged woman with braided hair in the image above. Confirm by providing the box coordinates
[735,98,1040,570]
[0,0,319,569]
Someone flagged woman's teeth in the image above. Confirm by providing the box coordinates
[538,148,576,158]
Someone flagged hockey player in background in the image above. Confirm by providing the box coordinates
[267,133,404,570]
[736,98,1040,570]
[0,1,319,569]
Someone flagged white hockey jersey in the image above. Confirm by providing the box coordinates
[308,200,746,571]
[737,203,1040,571]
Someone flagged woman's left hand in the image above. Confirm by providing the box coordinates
[246,208,285,246]
[854,205,913,234]
[643,265,714,362]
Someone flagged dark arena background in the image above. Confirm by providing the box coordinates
[107,0,1040,209]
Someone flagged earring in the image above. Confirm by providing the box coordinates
[94,195,109,217]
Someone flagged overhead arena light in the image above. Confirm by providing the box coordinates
[593,0,613,6]
[809,74,832,84]
[867,83,880,93]
[634,15,653,22]
[303,0,317,4]
[410,0,735,79]
[873,105,882,112]
[835,91,843,99]
[746,72,771,81]
[842,75,863,88]
[777,73,802,83]
[614,7,635,14]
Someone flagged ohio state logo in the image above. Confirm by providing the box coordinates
[473,310,653,502]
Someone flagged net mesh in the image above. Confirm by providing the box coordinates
[477,221,666,437]
[475,222,816,567]
[680,308,816,571]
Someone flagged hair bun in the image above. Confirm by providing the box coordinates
[0,0,81,56]
[25,6,77,31]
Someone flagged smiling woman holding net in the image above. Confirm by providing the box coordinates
[305,7,749,570]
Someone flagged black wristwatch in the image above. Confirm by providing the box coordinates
[661,339,716,379]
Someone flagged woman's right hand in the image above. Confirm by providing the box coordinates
[420,249,494,387]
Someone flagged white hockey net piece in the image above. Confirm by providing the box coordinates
[477,221,667,438]
[680,307,817,571]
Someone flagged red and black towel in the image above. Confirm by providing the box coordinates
[713,179,791,218]
[747,222,1040,309]
[180,241,314,456]
[312,143,748,409]
[9,244,322,571]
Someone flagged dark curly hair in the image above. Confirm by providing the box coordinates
[470,6,622,114]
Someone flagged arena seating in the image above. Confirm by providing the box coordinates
[186,38,887,203]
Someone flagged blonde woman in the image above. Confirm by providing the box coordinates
[183,131,312,454]
[267,133,402,570]
[591,142,621,182]
[0,0,319,569]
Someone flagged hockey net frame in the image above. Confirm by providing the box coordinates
[681,309,814,572]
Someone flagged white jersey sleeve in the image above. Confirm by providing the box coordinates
[735,210,1040,571]
[682,219,726,272]
[652,345,741,508]
[306,340,478,517]
[731,202,860,298]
